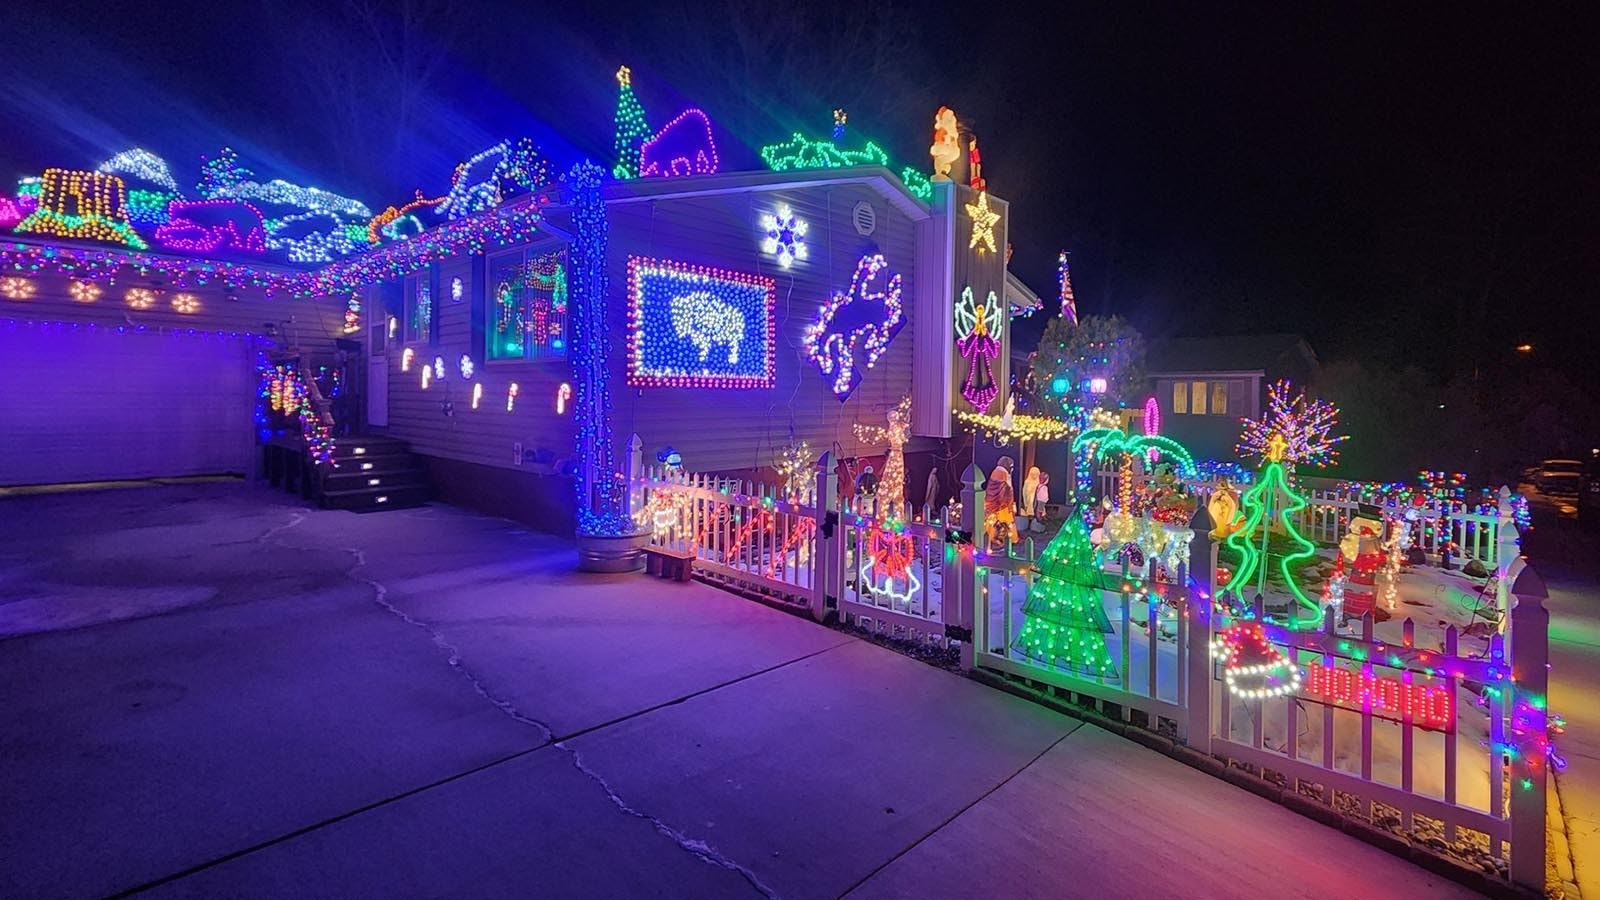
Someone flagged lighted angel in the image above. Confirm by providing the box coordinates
[853,396,912,509]
[954,287,1004,413]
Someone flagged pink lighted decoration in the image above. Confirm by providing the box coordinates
[0,195,22,228]
[1143,396,1160,436]
[155,199,267,254]
[639,109,719,177]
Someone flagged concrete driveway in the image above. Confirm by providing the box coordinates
[0,484,1482,898]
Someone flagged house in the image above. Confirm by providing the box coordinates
[1,134,1019,533]
[1140,333,1320,461]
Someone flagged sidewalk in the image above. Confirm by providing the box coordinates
[0,485,1482,898]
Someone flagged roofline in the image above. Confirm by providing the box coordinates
[601,166,932,220]
[1148,369,1267,379]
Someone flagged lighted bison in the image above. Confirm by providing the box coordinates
[670,290,745,365]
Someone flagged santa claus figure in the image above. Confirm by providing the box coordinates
[930,107,961,181]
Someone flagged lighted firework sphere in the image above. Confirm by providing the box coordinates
[1237,379,1347,468]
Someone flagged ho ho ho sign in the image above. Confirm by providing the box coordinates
[1302,660,1455,732]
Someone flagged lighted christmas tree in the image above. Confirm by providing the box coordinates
[1222,434,1319,626]
[611,66,650,180]
[1014,516,1117,678]
[197,147,251,199]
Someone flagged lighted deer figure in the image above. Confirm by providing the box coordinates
[853,396,912,510]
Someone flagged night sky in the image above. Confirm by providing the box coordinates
[4,2,1596,393]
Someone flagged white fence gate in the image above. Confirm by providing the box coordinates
[626,438,1549,891]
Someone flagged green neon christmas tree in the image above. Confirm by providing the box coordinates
[611,66,650,180]
[1222,434,1319,626]
[1014,516,1117,678]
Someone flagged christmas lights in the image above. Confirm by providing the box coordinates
[954,287,1003,411]
[802,253,904,399]
[155,199,267,254]
[343,296,361,334]
[471,382,483,409]
[98,148,179,192]
[1237,379,1347,469]
[125,190,175,227]
[437,139,549,220]
[488,246,567,360]
[1071,426,1198,479]
[1304,660,1453,729]
[14,169,146,249]
[125,287,156,310]
[401,347,415,372]
[853,397,912,507]
[954,408,1072,443]
[759,205,808,268]
[421,366,431,389]
[773,439,812,500]
[639,109,719,178]
[859,519,922,604]
[0,195,23,228]
[366,191,445,242]
[568,161,628,534]
[0,241,288,295]
[196,148,251,199]
[900,167,933,202]
[433,356,445,380]
[1013,517,1117,677]
[1222,454,1319,623]
[1322,551,1347,616]
[1058,251,1077,324]
[1213,621,1301,699]
[759,133,890,171]
[611,66,650,180]
[1143,396,1161,436]
[965,191,1000,253]
[69,280,101,302]
[458,355,474,379]
[626,256,776,388]
[1,276,35,299]
[170,293,200,314]
[556,382,571,414]
[506,381,518,411]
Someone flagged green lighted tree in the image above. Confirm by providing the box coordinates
[1031,315,1147,422]
[1014,516,1117,678]
[611,66,650,180]
[1222,443,1319,626]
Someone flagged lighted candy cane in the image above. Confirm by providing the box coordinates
[506,382,519,412]
[556,382,572,414]
[471,383,483,409]
[421,366,431,389]
[401,347,414,372]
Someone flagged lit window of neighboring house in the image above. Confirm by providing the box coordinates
[1190,381,1208,415]
[1173,381,1188,414]
[1211,382,1228,416]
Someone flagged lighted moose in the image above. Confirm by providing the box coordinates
[670,290,745,365]
[155,199,267,254]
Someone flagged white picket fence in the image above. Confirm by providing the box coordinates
[622,439,1549,891]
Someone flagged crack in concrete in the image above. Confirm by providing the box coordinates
[258,514,774,898]
[1553,770,1586,900]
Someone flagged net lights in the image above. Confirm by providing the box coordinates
[626,256,776,389]
[759,205,808,268]
[14,169,147,249]
[802,253,905,399]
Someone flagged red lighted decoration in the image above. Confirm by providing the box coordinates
[1304,661,1455,731]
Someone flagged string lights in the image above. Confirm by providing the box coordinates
[611,66,650,180]
[639,109,720,177]
[954,287,1003,411]
[965,190,1000,254]
[626,256,776,389]
[154,199,267,254]
[1237,379,1347,469]
[14,169,147,249]
[98,148,179,192]
[954,408,1072,443]
[759,205,808,268]
[802,253,905,399]
[759,133,891,171]
[568,160,628,535]
[1213,621,1302,699]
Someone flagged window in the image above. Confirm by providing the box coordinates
[404,275,431,344]
[1211,382,1228,416]
[1172,381,1188,414]
[1190,381,1208,415]
[488,246,568,361]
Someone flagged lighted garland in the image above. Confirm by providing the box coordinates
[955,409,1072,443]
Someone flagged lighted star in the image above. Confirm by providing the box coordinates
[966,190,1000,253]
[1265,432,1288,463]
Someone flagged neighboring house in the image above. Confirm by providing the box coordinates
[1141,334,1320,461]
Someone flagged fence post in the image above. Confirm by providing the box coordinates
[956,463,985,671]
[621,433,643,523]
[810,450,839,623]
[1507,563,1550,892]
[1182,503,1217,750]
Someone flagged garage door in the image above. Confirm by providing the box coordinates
[0,327,254,486]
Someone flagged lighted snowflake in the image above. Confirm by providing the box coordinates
[69,280,102,302]
[0,276,35,300]
[170,293,200,314]
[1236,379,1347,468]
[759,204,808,268]
[459,354,475,379]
